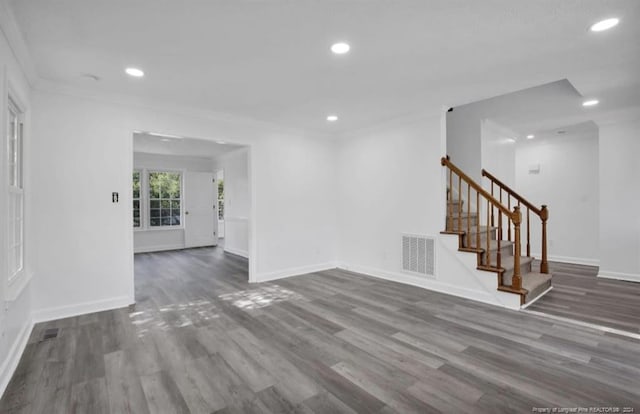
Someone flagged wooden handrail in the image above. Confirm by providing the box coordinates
[442,156,524,293]
[482,168,542,216]
[442,158,516,220]
[482,167,549,274]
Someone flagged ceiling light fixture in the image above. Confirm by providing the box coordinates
[326,115,339,122]
[526,135,535,139]
[216,141,226,145]
[125,67,145,77]
[330,42,350,54]
[590,18,619,32]
[582,99,599,107]
[506,138,516,143]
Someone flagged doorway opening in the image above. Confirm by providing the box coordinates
[131,131,251,294]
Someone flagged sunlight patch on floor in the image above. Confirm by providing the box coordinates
[219,285,305,310]
[129,299,220,337]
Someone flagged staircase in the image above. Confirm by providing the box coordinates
[441,157,552,306]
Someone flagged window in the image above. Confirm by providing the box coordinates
[217,178,224,220]
[132,171,141,227]
[7,97,24,282]
[148,171,181,227]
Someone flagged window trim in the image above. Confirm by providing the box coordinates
[4,86,30,300]
[133,168,185,231]
[132,169,142,229]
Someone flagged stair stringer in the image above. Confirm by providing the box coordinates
[439,234,521,310]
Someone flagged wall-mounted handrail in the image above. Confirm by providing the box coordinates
[482,168,549,274]
[442,157,523,291]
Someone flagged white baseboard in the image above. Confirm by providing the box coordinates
[254,262,338,283]
[224,247,249,259]
[134,243,184,254]
[531,253,599,267]
[31,295,134,324]
[597,270,640,283]
[336,263,502,308]
[0,318,34,399]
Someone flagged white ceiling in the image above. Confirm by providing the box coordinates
[456,79,599,138]
[133,132,243,158]
[8,0,640,133]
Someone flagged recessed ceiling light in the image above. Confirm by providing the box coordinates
[161,138,171,142]
[326,115,339,122]
[125,67,145,77]
[506,138,516,143]
[216,141,226,145]
[330,42,350,54]
[582,99,599,107]
[590,18,619,32]
[526,135,535,139]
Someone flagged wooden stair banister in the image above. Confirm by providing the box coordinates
[441,157,524,292]
[482,168,549,274]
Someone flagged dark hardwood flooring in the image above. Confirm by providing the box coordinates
[527,261,640,333]
[1,248,639,413]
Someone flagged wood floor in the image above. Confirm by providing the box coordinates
[527,261,640,333]
[1,248,639,413]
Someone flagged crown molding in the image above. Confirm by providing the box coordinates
[35,78,335,141]
[0,0,38,86]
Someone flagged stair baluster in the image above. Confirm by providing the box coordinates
[507,194,512,241]
[526,207,531,257]
[482,168,550,274]
[540,205,549,274]
[476,191,480,249]
[486,198,491,268]
[497,211,502,270]
[512,206,522,290]
[467,183,471,239]
[448,169,453,231]
[458,175,462,232]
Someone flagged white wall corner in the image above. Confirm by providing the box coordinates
[31,296,133,324]
[0,317,34,400]
[597,271,640,284]
[0,0,38,86]
[254,262,338,283]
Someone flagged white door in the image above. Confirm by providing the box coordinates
[184,171,217,248]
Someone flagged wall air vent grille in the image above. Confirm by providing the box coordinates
[402,234,435,277]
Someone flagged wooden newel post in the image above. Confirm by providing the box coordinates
[512,206,522,291]
[540,205,549,274]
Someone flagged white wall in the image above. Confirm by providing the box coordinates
[481,119,516,189]
[133,152,216,253]
[515,128,599,265]
[29,88,338,322]
[446,106,482,183]
[337,116,443,274]
[0,9,34,395]
[217,148,249,258]
[598,119,640,282]
[335,113,524,307]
